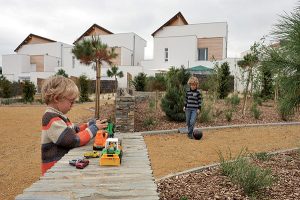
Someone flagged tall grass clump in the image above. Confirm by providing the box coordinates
[218,148,274,197]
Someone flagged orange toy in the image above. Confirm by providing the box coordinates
[93,130,108,150]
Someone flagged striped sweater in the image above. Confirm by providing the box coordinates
[41,107,98,175]
[184,88,202,109]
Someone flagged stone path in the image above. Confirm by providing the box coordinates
[16,133,159,200]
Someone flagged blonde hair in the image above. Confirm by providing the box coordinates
[41,75,79,104]
[187,76,199,87]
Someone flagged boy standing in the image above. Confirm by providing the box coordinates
[41,75,107,175]
[183,76,202,139]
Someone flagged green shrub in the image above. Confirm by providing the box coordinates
[230,94,240,107]
[251,152,272,161]
[132,72,147,91]
[0,75,12,98]
[218,62,231,99]
[199,103,212,123]
[149,98,155,111]
[78,75,91,102]
[225,109,233,122]
[145,74,167,91]
[56,69,69,77]
[253,92,263,106]
[143,116,155,127]
[251,103,261,119]
[22,80,36,103]
[161,67,190,122]
[219,149,274,197]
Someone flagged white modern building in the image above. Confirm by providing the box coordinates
[2,24,146,91]
[141,12,228,73]
[2,13,245,92]
[141,12,244,92]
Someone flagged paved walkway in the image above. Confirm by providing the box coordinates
[16,133,159,200]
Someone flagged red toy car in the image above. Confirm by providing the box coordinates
[75,159,89,169]
[69,157,85,166]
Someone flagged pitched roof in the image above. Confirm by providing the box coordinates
[73,24,113,44]
[14,33,56,52]
[151,12,188,37]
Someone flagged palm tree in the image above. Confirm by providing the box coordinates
[106,65,124,94]
[238,44,259,116]
[72,36,117,118]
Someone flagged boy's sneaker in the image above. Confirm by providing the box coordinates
[187,134,194,139]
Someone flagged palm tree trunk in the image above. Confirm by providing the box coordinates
[95,62,101,119]
[115,76,117,94]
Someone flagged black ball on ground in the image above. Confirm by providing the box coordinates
[193,129,203,140]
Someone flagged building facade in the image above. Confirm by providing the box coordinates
[141,12,228,74]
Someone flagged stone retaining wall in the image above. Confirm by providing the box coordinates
[115,89,135,132]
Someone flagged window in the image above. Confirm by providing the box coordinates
[198,48,208,61]
[164,48,168,62]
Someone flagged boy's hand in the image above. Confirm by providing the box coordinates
[183,107,186,111]
[197,109,200,114]
[95,119,108,130]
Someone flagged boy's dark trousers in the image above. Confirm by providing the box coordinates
[185,108,197,138]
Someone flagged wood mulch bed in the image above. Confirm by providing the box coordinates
[134,99,300,132]
[157,150,300,200]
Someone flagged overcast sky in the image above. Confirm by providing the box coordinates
[0,0,298,66]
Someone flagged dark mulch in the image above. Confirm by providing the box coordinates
[157,150,300,200]
[134,99,300,132]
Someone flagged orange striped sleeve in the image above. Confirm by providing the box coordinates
[77,130,92,146]
[79,123,88,131]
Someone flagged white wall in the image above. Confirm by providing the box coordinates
[117,65,143,88]
[44,55,59,72]
[120,47,132,66]
[153,35,197,69]
[18,42,69,59]
[84,33,146,66]
[2,54,31,81]
[155,22,228,38]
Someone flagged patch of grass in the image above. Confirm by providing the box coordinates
[143,116,155,127]
[225,109,233,122]
[228,93,240,108]
[250,152,272,161]
[218,148,274,198]
[199,103,212,123]
[251,103,261,119]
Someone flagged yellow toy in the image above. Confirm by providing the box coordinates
[100,138,123,166]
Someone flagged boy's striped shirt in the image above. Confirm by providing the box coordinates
[185,88,202,109]
[41,107,98,175]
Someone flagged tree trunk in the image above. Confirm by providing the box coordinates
[274,80,279,102]
[115,76,117,94]
[95,62,101,119]
[242,68,252,116]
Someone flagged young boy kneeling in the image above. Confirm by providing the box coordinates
[41,75,107,175]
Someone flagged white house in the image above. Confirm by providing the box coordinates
[73,24,146,88]
[141,12,245,92]
[141,12,228,74]
[2,24,146,90]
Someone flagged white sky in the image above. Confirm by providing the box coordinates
[0,0,298,66]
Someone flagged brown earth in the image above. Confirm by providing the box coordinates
[1,98,299,200]
[0,102,114,200]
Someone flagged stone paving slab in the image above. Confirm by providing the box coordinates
[16,133,159,200]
